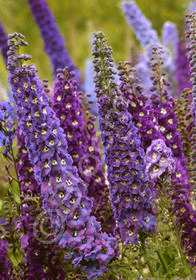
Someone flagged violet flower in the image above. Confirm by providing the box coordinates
[149,45,191,191]
[121,1,159,48]
[25,0,80,82]
[145,139,176,180]
[92,32,156,244]
[16,129,67,279]
[148,38,196,263]
[0,238,14,279]
[118,62,163,152]
[121,1,176,94]
[175,40,192,94]
[84,59,99,116]
[135,56,153,96]
[7,33,117,279]
[189,1,196,14]
[162,22,178,55]
[0,21,8,65]
[16,93,74,279]
[52,67,115,233]
[0,101,15,157]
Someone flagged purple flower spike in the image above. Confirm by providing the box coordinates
[92,32,156,244]
[145,139,176,180]
[7,33,118,279]
[121,1,159,48]
[175,40,192,94]
[52,67,115,233]
[0,21,8,65]
[0,238,14,279]
[0,101,15,157]
[25,0,81,82]
[162,22,178,55]
[118,62,163,152]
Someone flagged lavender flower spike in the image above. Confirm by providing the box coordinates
[0,101,15,157]
[52,67,115,233]
[25,0,80,81]
[162,22,178,55]
[175,40,192,94]
[16,129,67,279]
[0,21,8,65]
[121,1,159,48]
[0,238,14,279]
[92,32,156,244]
[84,59,98,115]
[8,33,117,280]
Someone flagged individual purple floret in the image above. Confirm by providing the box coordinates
[25,0,81,82]
[145,139,176,180]
[0,101,15,157]
[121,1,159,48]
[0,238,14,279]
[175,40,192,94]
[92,32,156,244]
[162,22,178,55]
[0,21,8,65]
[52,67,115,233]
[7,33,117,279]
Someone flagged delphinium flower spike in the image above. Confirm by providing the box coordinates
[121,1,159,48]
[118,61,163,152]
[25,0,81,83]
[122,1,176,93]
[16,129,67,279]
[135,56,153,96]
[175,40,192,94]
[174,88,193,176]
[116,60,191,267]
[7,33,117,279]
[84,59,99,116]
[0,21,8,65]
[149,45,190,179]
[0,238,14,279]
[189,1,196,14]
[121,1,159,95]
[52,67,115,233]
[92,31,156,244]
[0,101,16,158]
[162,22,178,55]
[149,42,196,264]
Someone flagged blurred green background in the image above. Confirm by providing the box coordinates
[0,0,191,86]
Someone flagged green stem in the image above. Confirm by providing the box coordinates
[156,249,168,274]
[140,234,155,278]
[159,181,188,268]
[9,144,20,190]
